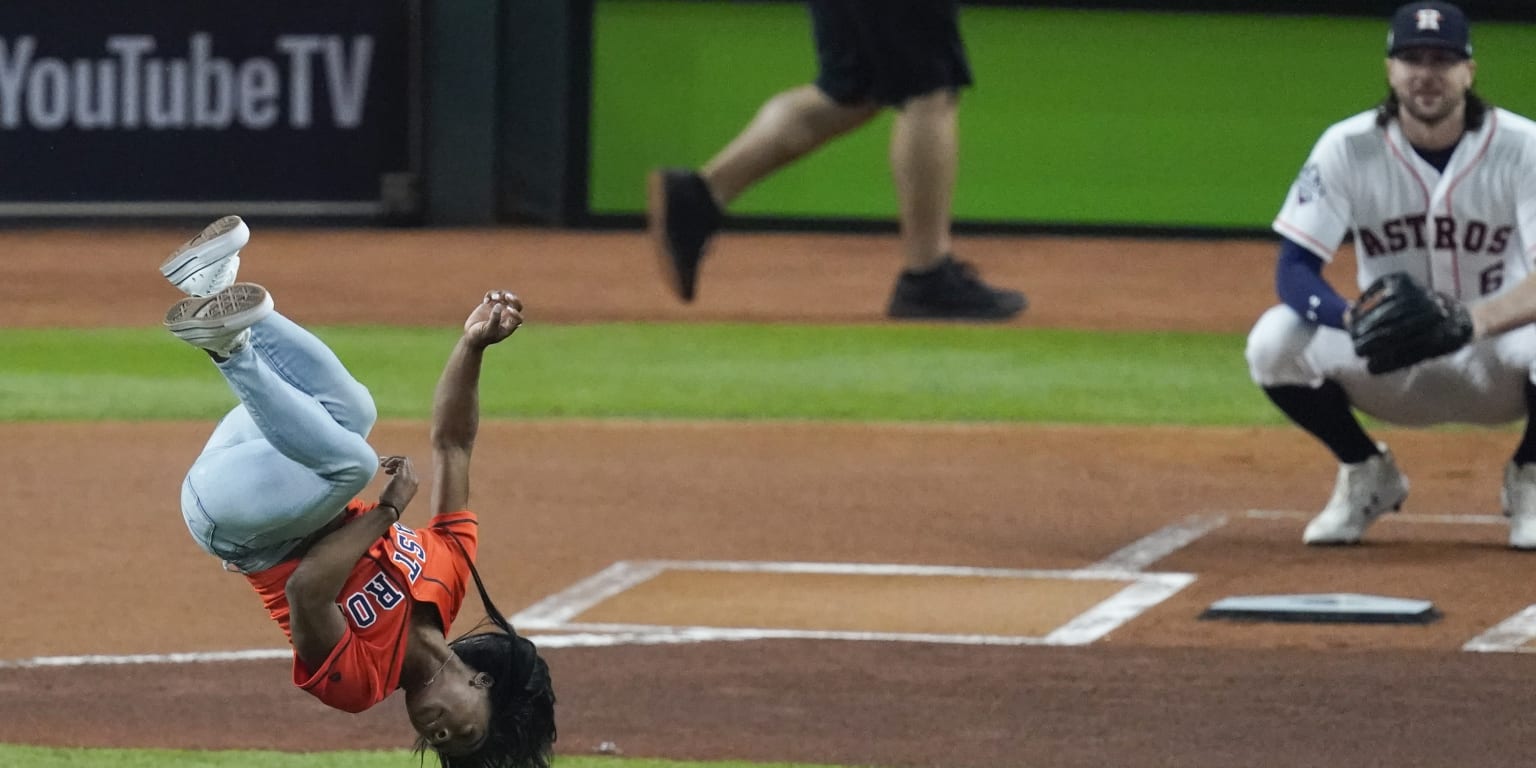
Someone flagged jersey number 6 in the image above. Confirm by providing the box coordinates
[1480,263,1504,296]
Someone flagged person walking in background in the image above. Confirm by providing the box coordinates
[648,0,1026,321]
[1244,2,1536,548]
[160,216,556,767]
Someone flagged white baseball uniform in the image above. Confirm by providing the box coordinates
[1247,106,1536,425]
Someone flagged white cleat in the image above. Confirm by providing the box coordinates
[1302,444,1409,545]
[1502,462,1536,550]
[160,215,249,297]
[164,282,273,358]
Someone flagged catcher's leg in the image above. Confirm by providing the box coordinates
[1247,306,1381,462]
[1246,305,1405,544]
[1500,335,1536,549]
[1263,382,1379,464]
[1505,380,1536,549]
[1312,327,1536,545]
[1512,379,1536,467]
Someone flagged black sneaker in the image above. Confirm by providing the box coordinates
[647,168,723,302]
[886,256,1028,321]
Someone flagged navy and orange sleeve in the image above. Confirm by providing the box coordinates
[429,509,479,563]
[410,510,478,632]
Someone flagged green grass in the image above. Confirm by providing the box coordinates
[0,323,1279,425]
[0,746,835,768]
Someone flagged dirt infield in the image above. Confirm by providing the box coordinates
[4,227,1536,768]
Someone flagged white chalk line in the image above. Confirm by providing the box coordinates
[1245,509,1507,525]
[512,519,1216,649]
[513,560,666,626]
[0,515,1256,670]
[1045,573,1198,645]
[1464,605,1536,653]
[0,631,744,670]
[1087,514,1228,573]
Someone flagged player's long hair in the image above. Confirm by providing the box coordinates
[1376,87,1488,131]
[418,537,557,768]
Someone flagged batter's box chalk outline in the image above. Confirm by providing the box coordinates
[512,559,1195,647]
[1464,604,1536,653]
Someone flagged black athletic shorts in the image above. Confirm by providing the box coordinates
[808,0,973,106]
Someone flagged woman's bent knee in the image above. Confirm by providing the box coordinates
[327,447,379,492]
[348,381,378,437]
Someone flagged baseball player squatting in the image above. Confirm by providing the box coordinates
[1245,2,1536,547]
[160,217,556,767]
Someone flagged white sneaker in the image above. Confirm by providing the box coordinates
[1502,462,1536,549]
[160,215,249,297]
[1303,444,1409,545]
[164,282,273,358]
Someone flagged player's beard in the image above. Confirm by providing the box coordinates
[1397,87,1464,128]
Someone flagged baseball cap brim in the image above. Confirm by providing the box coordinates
[1389,37,1471,57]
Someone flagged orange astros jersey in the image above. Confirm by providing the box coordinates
[244,501,479,713]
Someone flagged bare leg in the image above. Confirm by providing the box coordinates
[890,89,959,271]
[883,88,1024,320]
[703,84,881,207]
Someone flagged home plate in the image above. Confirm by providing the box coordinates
[1199,593,1439,624]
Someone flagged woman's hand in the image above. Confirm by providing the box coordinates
[377,455,418,518]
[463,290,523,347]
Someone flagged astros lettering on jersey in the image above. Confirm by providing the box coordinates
[244,501,479,713]
[1275,107,1536,302]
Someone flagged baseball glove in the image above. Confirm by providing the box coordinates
[1348,272,1474,375]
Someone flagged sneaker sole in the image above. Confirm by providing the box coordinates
[164,283,273,334]
[887,309,1026,322]
[646,170,694,302]
[887,297,1029,321]
[160,215,249,285]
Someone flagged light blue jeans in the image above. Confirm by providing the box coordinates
[179,312,379,573]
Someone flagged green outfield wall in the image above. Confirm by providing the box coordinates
[587,3,1536,230]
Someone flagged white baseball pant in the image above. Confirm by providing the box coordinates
[1246,304,1536,427]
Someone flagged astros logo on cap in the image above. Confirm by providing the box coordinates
[1415,9,1442,31]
